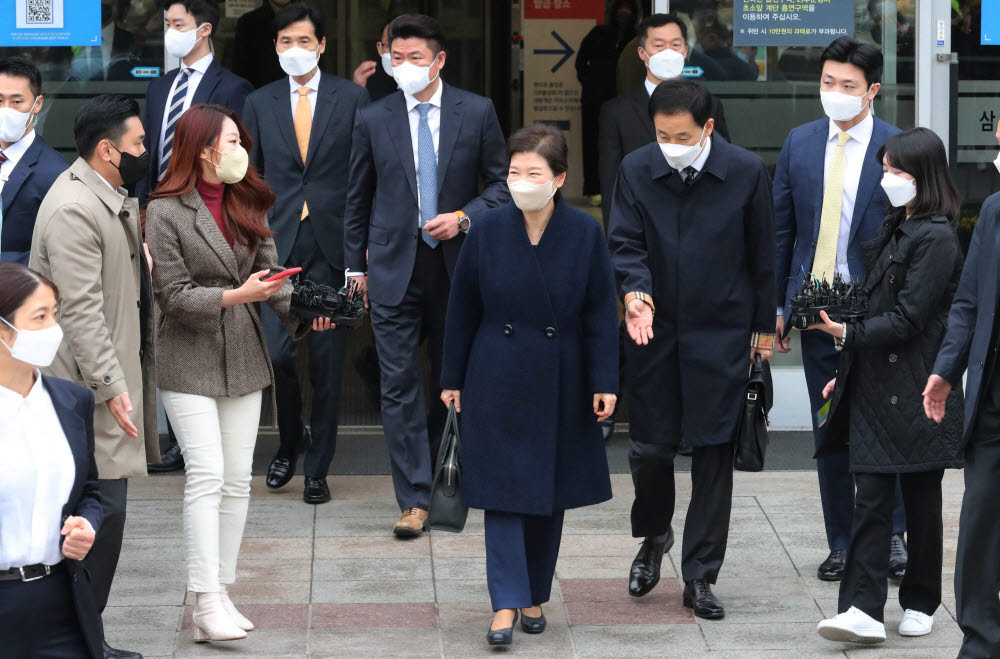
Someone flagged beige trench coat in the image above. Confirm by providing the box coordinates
[30,158,157,479]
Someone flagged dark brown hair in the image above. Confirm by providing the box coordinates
[877,127,961,226]
[0,263,58,324]
[150,104,275,251]
[506,124,568,176]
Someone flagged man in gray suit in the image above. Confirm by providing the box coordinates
[243,3,369,505]
[344,14,509,537]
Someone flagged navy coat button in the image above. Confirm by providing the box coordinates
[544,327,556,339]
[889,354,897,363]
[890,395,898,405]
[503,324,513,336]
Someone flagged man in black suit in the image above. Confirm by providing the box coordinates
[345,14,508,537]
[351,18,399,103]
[233,0,290,89]
[599,12,730,225]
[139,0,254,475]
[0,57,68,266]
[243,3,370,505]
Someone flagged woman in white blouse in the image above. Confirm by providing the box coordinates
[0,262,104,658]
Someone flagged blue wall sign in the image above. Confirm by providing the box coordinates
[1,0,101,47]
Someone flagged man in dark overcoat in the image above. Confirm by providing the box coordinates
[925,183,1000,658]
[607,78,775,620]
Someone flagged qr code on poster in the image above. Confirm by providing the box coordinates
[16,0,64,29]
[27,0,54,24]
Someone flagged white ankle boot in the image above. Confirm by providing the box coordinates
[192,591,248,642]
[220,585,255,631]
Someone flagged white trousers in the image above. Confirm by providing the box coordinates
[161,389,262,593]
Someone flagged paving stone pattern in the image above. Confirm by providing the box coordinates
[107,472,965,657]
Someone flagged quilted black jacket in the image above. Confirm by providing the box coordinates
[821,214,965,473]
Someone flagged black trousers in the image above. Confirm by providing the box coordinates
[838,470,944,623]
[0,569,89,658]
[370,240,450,510]
[957,369,1000,658]
[629,439,734,583]
[261,218,348,478]
[84,478,127,614]
[580,94,603,196]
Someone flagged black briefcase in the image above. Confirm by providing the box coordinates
[734,355,773,472]
[427,403,469,533]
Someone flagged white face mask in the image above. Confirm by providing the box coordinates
[993,151,1000,175]
[0,315,63,368]
[164,25,205,60]
[659,124,708,171]
[0,96,39,144]
[820,86,873,122]
[393,59,440,96]
[643,48,685,81]
[380,52,394,78]
[278,46,320,77]
[880,172,917,208]
[508,177,557,212]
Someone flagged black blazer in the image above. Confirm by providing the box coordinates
[0,135,68,264]
[344,84,510,307]
[243,73,370,269]
[934,192,1000,444]
[136,61,255,205]
[41,375,104,659]
[598,83,730,224]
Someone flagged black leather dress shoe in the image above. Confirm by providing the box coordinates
[683,580,725,619]
[629,529,674,597]
[520,607,546,634]
[487,610,518,646]
[818,549,847,581]
[103,641,143,658]
[889,533,908,581]
[147,442,184,473]
[266,456,296,489]
[303,476,331,504]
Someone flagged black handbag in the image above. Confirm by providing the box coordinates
[427,402,469,533]
[734,355,773,472]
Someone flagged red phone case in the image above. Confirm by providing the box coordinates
[263,267,302,283]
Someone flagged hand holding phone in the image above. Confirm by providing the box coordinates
[262,267,302,283]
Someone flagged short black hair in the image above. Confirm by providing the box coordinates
[820,36,883,86]
[389,14,446,56]
[877,127,961,225]
[161,0,220,34]
[638,13,687,47]
[74,94,141,158]
[0,56,42,98]
[272,2,325,42]
[506,124,568,176]
[648,78,712,126]
[378,16,395,42]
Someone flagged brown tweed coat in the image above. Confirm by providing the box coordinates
[145,189,305,398]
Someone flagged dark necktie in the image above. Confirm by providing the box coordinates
[681,166,700,185]
[159,67,192,180]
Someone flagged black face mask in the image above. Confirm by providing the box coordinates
[108,142,149,187]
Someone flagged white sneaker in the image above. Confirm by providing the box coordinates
[817,606,887,644]
[899,609,934,636]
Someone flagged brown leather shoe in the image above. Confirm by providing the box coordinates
[393,508,428,537]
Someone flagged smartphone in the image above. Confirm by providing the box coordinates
[262,267,302,283]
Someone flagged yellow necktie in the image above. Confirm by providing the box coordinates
[294,87,311,220]
[812,131,851,281]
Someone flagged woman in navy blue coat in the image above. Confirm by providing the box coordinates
[0,263,104,659]
[441,125,619,647]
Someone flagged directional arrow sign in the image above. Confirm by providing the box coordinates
[680,66,704,78]
[533,31,575,73]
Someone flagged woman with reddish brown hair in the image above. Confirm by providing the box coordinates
[145,103,332,644]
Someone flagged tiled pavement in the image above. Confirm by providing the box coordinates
[106,471,965,658]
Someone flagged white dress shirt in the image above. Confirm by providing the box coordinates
[287,67,321,120]
[688,134,712,173]
[0,372,76,570]
[823,111,874,283]
[0,129,36,192]
[644,77,657,97]
[158,52,215,169]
